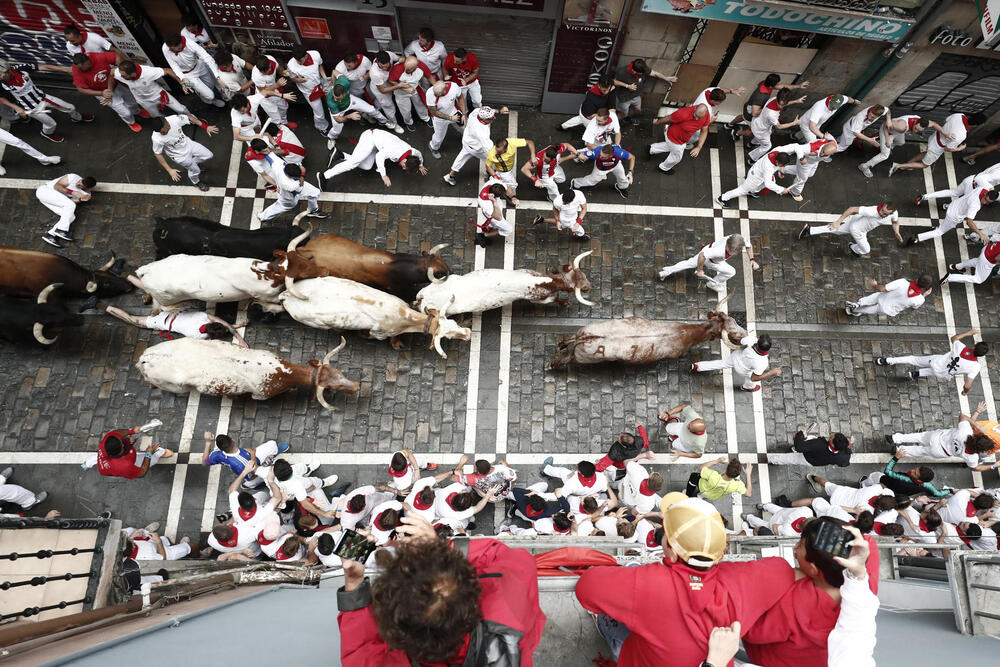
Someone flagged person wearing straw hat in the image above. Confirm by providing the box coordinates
[574,492,796,666]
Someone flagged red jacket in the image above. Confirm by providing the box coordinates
[338,538,546,666]
[575,557,796,667]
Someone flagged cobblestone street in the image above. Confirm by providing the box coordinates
[1,87,997,543]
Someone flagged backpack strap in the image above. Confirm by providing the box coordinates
[451,536,470,557]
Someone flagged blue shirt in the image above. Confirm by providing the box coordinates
[206,447,254,477]
[580,145,631,171]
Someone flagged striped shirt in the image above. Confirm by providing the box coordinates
[1,65,47,109]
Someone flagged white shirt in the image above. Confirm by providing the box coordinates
[620,461,661,514]
[828,483,893,510]
[315,529,344,568]
[461,107,495,153]
[935,113,968,150]
[553,190,586,222]
[925,420,978,466]
[750,97,781,136]
[846,205,898,235]
[874,278,925,317]
[66,31,111,55]
[975,163,1000,190]
[434,482,477,523]
[286,51,326,95]
[889,114,921,137]
[634,518,661,551]
[207,522,261,554]
[583,113,621,146]
[948,186,986,222]
[368,499,403,545]
[114,65,168,104]
[558,470,608,498]
[338,485,380,531]
[146,310,213,338]
[361,129,422,178]
[151,114,197,163]
[827,573,878,667]
[768,507,814,536]
[368,56,398,98]
[937,489,977,525]
[405,38,447,74]
[180,26,212,47]
[929,341,982,380]
[425,81,462,116]
[251,56,281,92]
[701,234,750,263]
[730,334,769,378]
[334,56,372,95]
[748,154,785,192]
[896,506,938,544]
[46,173,83,198]
[230,92,264,136]
[693,87,723,120]
[161,38,218,80]
[964,525,997,550]
[801,96,838,130]
[841,106,887,138]
[218,54,249,94]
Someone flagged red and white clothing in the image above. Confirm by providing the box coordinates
[217,53,250,97]
[404,38,447,77]
[806,203,898,256]
[443,51,482,107]
[0,470,41,509]
[747,505,813,536]
[896,506,938,543]
[230,92,264,138]
[824,481,893,510]
[161,37,221,105]
[388,61,432,125]
[778,138,837,196]
[946,241,1000,285]
[208,520,262,556]
[799,95,842,142]
[333,54,372,97]
[403,477,438,523]
[180,25,212,47]
[836,105,888,152]
[542,464,609,497]
[888,339,982,383]
[251,56,288,125]
[892,420,982,467]
[259,156,321,221]
[114,64,189,117]
[151,114,213,185]
[694,333,771,391]
[937,489,980,525]
[270,533,307,562]
[851,278,925,317]
[367,53,400,121]
[720,150,787,202]
[582,111,620,147]
[368,499,403,545]
[450,105,495,174]
[634,518,661,552]
[923,112,968,165]
[144,311,213,339]
[0,129,59,173]
[338,485,395,531]
[650,104,711,171]
[533,143,570,200]
[959,524,997,550]
[314,529,344,568]
[267,125,306,165]
[125,528,191,560]
[36,174,85,236]
[810,497,854,523]
[287,50,331,132]
[433,482,480,529]
[91,429,168,478]
[385,451,431,493]
[862,113,923,170]
[72,50,139,125]
[551,189,588,237]
[426,81,464,151]
[917,185,990,245]
[1,64,82,134]
[322,128,422,181]
[658,233,751,286]
[66,31,111,55]
[477,178,513,237]
[620,461,661,514]
[748,97,784,161]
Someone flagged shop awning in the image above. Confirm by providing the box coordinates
[641,0,913,42]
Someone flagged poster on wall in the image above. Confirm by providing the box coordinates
[81,0,150,63]
[547,0,626,94]
[0,0,103,66]
[892,52,1000,125]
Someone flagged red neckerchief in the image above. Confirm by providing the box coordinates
[355,53,364,67]
[179,36,187,51]
[387,464,409,478]
[245,147,267,161]
[577,473,597,487]
[275,541,297,561]
[554,523,571,534]
[645,530,659,548]
[867,496,879,508]
[525,504,543,518]
[767,151,779,165]
[191,27,203,36]
[790,517,807,533]
[967,501,978,518]
[397,149,412,166]
[765,98,781,111]
[753,344,770,356]
[627,61,639,79]
[129,542,140,558]
[825,94,834,108]
[413,494,433,511]
[828,440,838,454]
[238,505,256,521]
[759,82,773,95]
[375,510,393,531]
[257,529,276,545]
[300,53,313,67]
[6,68,24,87]
[638,479,655,496]
[956,525,972,546]
[960,346,977,361]
[961,115,970,131]
[587,82,604,95]
[265,57,276,75]
[981,189,992,206]
[133,64,143,79]
[446,492,459,509]
[219,526,239,547]
[873,522,887,535]
[420,40,435,52]
[479,183,492,200]
[809,139,834,155]
[919,519,930,532]
[907,281,923,298]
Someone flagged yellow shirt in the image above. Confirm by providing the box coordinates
[486,137,526,174]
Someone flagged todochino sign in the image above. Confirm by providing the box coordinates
[641,0,912,42]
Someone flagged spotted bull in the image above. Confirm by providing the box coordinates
[0,246,132,298]
[153,216,307,260]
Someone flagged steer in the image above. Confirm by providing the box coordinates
[0,246,132,298]
[133,254,284,312]
[414,250,595,315]
[153,216,307,260]
[271,220,450,302]
[136,337,358,408]
[280,275,471,359]
[0,283,83,346]
[547,294,748,370]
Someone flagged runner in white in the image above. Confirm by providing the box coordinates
[64,23,121,57]
[658,233,757,291]
[286,46,331,134]
[150,114,217,191]
[258,159,328,223]
[404,27,447,79]
[889,407,997,471]
[0,127,60,175]
[70,52,141,131]
[746,90,803,161]
[890,112,980,176]
[317,128,426,188]
[251,55,296,126]
[180,14,216,48]
[716,150,795,208]
[474,180,515,247]
[426,80,466,158]
[161,33,224,107]
[746,504,814,536]
[691,333,780,392]
[111,60,191,118]
[0,467,46,511]
[523,142,578,201]
[581,108,621,148]
[858,114,930,178]
[36,173,96,248]
[214,50,253,99]
[263,125,306,165]
[229,92,264,142]
[798,93,857,142]
[333,51,372,98]
[835,104,887,153]
[799,202,901,256]
[877,329,986,394]
[0,61,93,142]
[389,56,433,131]
[367,51,404,133]
[779,135,838,201]
[444,105,507,185]
[943,241,1000,286]
[904,184,994,246]
[105,307,246,344]
[532,187,591,241]
[572,144,634,199]
[325,74,391,145]
[845,275,932,318]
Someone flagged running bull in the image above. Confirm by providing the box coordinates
[0,246,132,298]
[0,283,83,346]
[132,254,284,312]
[280,275,471,359]
[272,220,450,302]
[136,337,358,409]
[153,216,307,261]
[415,250,595,315]
[547,294,747,370]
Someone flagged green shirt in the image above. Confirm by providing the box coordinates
[698,468,746,500]
[678,406,707,455]
[326,75,352,113]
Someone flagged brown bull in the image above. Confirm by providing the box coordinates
[0,246,132,298]
[270,215,449,302]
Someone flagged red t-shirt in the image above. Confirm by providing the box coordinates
[666,105,711,145]
[71,51,118,92]
[443,52,479,84]
[97,429,142,479]
[985,242,1000,264]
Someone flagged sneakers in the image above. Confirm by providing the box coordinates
[658,268,670,281]
[425,462,439,471]
[888,162,899,177]
[40,156,61,165]
[806,473,825,494]
[909,370,919,381]
[754,503,765,513]
[385,122,403,135]
[804,421,818,436]
[42,233,64,248]
[159,448,175,458]
[143,521,161,533]
[963,155,976,166]
[884,434,895,446]
[306,210,329,219]
[316,172,326,191]
[540,456,554,477]
[948,263,965,273]
[326,137,336,151]
[51,229,74,242]
[443,173,457,186]
[29,491,47,507]
[937,273,949,287]
[790,193,803,202]
[716,195,730,209]
[746,191,760,199]
[474,234,493,247]
[404,122,415,132]
[531,214,544,225]
[0,466,10,479]
[72,113,95,123]
[858,164,873,178]
[657,165,674,174]
[903,235,918,247]
[138,108,151,118]
[215,511,232,523]
[322,474,340,488]
[730,127,740,142]
[613,183,629,199]
[572,233,591,241]
[689,363,699,374]
[705,279,725,292]
[798,224,810,240]
[196,182,210,192]
[942,202,949,211]
[915,195,924,205]
[430,147,442,159]
[875,357,887,365]
[40,132,64,143]
[739,385,761,392]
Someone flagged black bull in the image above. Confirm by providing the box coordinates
[154,216,307,260]
[0,285,83,346]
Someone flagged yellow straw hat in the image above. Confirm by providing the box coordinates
[660,492,727,567]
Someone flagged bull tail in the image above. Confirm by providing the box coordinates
[547,335,577,371]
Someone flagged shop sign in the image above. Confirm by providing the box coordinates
[976,0,1000,46]
[929,26,974,47]
[81,0,151,63]
[407,0,545,11]
[547,23,618,94]
[641,0,912,42]
[296,17,331,40]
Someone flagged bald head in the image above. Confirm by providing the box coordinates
[688,418,706,435]
[432,80,446,96]
[693,103,709,119]
[404,55,419,72]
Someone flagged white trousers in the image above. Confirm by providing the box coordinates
[659,254,735,283]
[259,182,320,221]
[923,174,974,201]
[542,464,572,482]
[799,121,819,143]
[649,137,686,172]
[450,144,487,174]
[860,472,883,487]
[860,131,905,170]
[460,80,482,107]
[306,94,330,133]
[892,431,946,459]
[695,357,759,390]
[369,88,397,124]
[393,90,428,125]
[0,127,51,162]
[573,162,628,189]
[172,141,213,184]
[328,95,387,139]
[260,94,289,125]
[783,161,819,196]
[946,252,996,284]
[0,473,37,508]
[916,213,961,244]
[811,497,853,522]
[808,222,871,255]
[184,62,221,104]
[560,107,588,130]
[135,91,188,118]
[109,86,141,124]
[538,166,565,199]
[323,129,382,179]
[492,168,517,190]
[36,185,77,233]
[883,355,945,378]
[748,133,773,161]
[125,529,191,560]
[430,115,462,150]
[853,291,896,316]
[721,171,766,202]
[30,95,81,134]
[767,452,810,465]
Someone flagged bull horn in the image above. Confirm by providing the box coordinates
[33,323,57,345]
[37,283,62,304]
[283,275,304,299]
[321,336,348,365]
[716,291,734,309]
[286,218,313,253]
[432,333,447,359]
[97,255,116,272]
[427,266,444,284]
[721,332,742,350]
[315,386,335,411]
[428,243,448,256]
[85,280,98,293]
[575,287,596,307]
[572,250,593,269]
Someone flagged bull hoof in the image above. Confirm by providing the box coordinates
[141,294,152,305]
[389,337,404,350]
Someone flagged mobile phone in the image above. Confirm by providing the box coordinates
[811,520,853,560]
[333,528,377,563]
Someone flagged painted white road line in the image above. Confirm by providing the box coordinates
[495,111,517,458]
[462,157,490,454]
[163,391,201,541]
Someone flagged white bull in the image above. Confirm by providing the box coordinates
[133,254,284,312]
[279,276,471,359]
[414,250,595,315]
